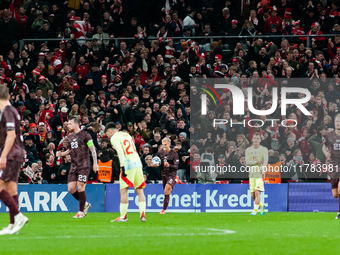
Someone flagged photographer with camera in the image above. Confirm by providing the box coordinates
[29,163,48,184]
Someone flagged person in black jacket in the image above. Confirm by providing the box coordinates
[25,90,41,115]
[281,138,298,162]
[107,99,123,124]
[24,135,39,160]
[57,154,71,184]
[83,122,101,151]
[36,21,54,39]
[0,9,19,55]
[247,40,275,70]
[148,132,162,154]
[143,155,160,183]
[42,153,57,184]
[175,141,189,182]
[224,20,241,49]
[50,106,69,131]
[118,96,135,127]
[199,24,215,45]
[218,7,233,33]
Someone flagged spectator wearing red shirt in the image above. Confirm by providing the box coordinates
[75,55,90,85]
[306,22,325,44]
[263,6,283,34]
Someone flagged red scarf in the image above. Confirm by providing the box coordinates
[36,96,44,102]
[165,46,174,59]
[311,158,326,174]
[97,133,102,141]
[79,112,84,122]
[60,114,69,124]
[57,157,63,166]
[121,49,129,59]
[35,110,42,123]
[268,125,279,140]
[284,126,298,134]
[192,160,200,171]
[196,63,202,74]
[193,46,200,57]
[100,99,106,110]
[134,132,145,153]
[249,17,258,26]
[309,158,321,166]
[275,57,282,64]
[174,19,183,34]
[61,129,68,139]
[40,131,47,143]
[45,120,52,132]
[293,158,303,165]
[3,13,12,23]
[112,5,123,15]
[312,58,323,70]
[46,161,55,167]
[27,131,38,136]
[18,107,26,120]
[157,29,168,39]
[151,73,159,83]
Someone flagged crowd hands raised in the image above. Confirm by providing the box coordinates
[0,0,340,184]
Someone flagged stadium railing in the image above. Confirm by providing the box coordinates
[19,34,334,52]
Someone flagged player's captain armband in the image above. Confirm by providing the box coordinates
[87,140,94,147]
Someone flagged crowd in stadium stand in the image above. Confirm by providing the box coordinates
[0,0,340,184]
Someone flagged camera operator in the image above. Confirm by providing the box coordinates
[30,163,48,184]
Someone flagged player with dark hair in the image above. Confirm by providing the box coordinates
[56,117,98,218]
[104,122,146,222]
[153,137,179,214]
[0,84,28,235]
[323,113,340,219]
[245,132,268,216]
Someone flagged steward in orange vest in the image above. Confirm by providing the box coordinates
[264,161,282,184]
[97,146,120,182]
[98,160,113,183]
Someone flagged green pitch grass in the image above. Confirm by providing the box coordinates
[0,212,338,255]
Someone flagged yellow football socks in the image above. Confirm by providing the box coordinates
[139,202,146,217]
[120,203,128,219]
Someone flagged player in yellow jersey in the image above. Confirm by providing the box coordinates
[104,122,146,222]
[245,133,268,216]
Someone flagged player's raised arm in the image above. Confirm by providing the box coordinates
[56,149,71,158]
[0,130,16,169]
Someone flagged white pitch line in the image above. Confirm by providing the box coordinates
[203,228,236,234]
[7,228,235,240]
